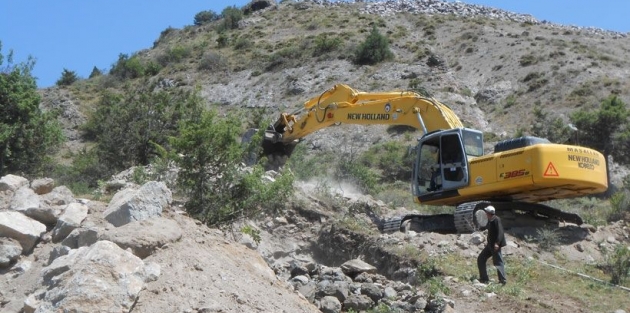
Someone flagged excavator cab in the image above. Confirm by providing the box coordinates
[412,128,483,198]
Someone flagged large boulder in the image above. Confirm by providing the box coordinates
[52,203,89,242]
[0,211,47,253]
[30,240,160,313]
[0,174,29,192]
[12,185,75,226]
[103,181,172,227]
[100,217,182,259]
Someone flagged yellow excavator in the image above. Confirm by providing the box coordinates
[262,84,608,233]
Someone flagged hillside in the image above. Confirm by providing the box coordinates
[2,0,630,312]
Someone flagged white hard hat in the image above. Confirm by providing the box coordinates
[483,205,495,214]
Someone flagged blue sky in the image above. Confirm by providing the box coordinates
[1,0,628,88]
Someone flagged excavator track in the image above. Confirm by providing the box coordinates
[381,201,583,234]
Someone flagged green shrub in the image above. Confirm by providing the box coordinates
[609,189,630,221]
[337,160,380,194]
[56,68,78,86]
[218,6,243,32]
[171,112,294,226]
[535,227,560,251]
[353,26,393,65]
[144,61,161,76]
[0,47,64,176]
[198,52,228,71]
[602,244,630,285]
[89,66,102,78]
[313,33,342,56]
[157,45,191,66]
[110,54,145,79]
[519,54,537,66]
[360,141,413,182]
[81,83,204,175]
[194,10,219,26]
[233,36,254,50]
[217,33,229,48]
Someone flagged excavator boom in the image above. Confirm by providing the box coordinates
[263,84,463,167]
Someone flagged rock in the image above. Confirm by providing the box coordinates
[37,240,158,312]
[343,294,374,311]
[9,186,45,222]
[243,0,276,15]
[469,233,485,245]
[0,211,47,253]
[361,283,383,303]
[99,217,182,259]
[340,259,377,276]
[0,237,22,268]
[239,233,258,250]
[61,228,99,249]
[52,203,89,242]
[48,245,72,265]
[30,178,55,195]
[320,296,341,313]
[383,286,397,299]
[23,291,44,313]
[0,174,28,192]
[103,181,172,227]
[40,186,75,207]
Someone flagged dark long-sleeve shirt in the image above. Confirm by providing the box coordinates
[486,216,506,248]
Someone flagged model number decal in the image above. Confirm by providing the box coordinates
[500,169,529,179]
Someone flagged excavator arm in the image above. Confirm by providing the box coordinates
[263,84,463,166]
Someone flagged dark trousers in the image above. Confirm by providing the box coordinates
[477,245,506,283]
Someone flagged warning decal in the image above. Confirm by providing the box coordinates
[544,162,559,177]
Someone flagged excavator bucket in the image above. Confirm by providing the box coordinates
[261,125,298,170]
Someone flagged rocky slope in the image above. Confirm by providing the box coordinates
[1,173,629,313]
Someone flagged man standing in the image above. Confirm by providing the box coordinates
[477,205,507,285]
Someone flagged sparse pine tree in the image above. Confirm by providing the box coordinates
[89,66,102,78]
[56,68,78,86]
[353,25,394,65]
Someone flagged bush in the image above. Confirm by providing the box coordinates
[602,244,630,285]
[171,112,294,226]
[110,54,144,79]
[535,227,560,251]
[56,68,78,86]
[218,6,243,32]
[198,52,228,71]
[312,33,342,56]
[194,10,219,26]
[81,83,204,174]
[89,66,102,78]
[157,45,191,66]
[0,46,64,176]
[353,26,393,65]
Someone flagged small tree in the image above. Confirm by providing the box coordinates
[89,66,102,78]
[530,105,572,143]
[353,26,394,65]
[171,111,294,226]
[81,82,204,179]
[219,6,243,32]
[0,43,64,176]
[194,10,219,26]
[56,68,78,86]
[571,95,629,160]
